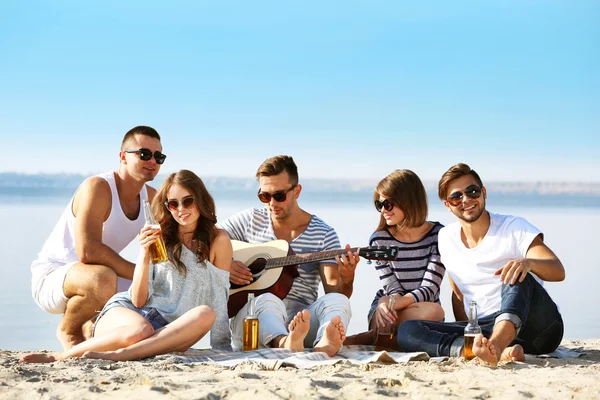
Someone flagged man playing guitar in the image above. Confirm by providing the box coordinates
[220,155,360,356]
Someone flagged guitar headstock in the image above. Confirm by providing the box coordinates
[357,246,399,261]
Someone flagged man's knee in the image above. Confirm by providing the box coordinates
[321,293,351,310]
[65,264,118,303]
[256,293,286,314]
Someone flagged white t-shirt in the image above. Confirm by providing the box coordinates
[438,212,541,318]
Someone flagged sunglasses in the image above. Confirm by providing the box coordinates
[124,148,167,165]
[446,185,483,206]
[257,185,297,203]
[164,196,195,211]
[374,199,394,212]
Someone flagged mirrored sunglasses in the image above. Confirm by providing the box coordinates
[446,185,482,206]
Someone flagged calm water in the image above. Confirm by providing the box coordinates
[1,191,599,351]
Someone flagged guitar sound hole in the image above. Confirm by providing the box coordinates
[248,258,267,281]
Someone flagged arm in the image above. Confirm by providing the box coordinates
[209,230,233,350]
[217,209,254,285]
[495,234,565,284]
[401,253,446,305]
[130,226,157,308]
[73,177,136,279]
[449,276,468,321]
[320,245,360,297]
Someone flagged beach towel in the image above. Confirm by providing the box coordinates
[159,345,429,370]
[156,345,582,370]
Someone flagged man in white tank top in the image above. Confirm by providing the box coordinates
[30,126,165,350]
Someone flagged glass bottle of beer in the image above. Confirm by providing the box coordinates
[463,300,482,360]
[375,294,396,351]
[142,199,168,263]
[243,293,259,351]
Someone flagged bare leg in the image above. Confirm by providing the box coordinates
[270,310,311,351]
[84,305,216,361]
[59,263,118,350]
[20,308,153,363]
[314,316,346,357]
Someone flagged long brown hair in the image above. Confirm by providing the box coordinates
[152,170,218,273]
[374,169,428,232]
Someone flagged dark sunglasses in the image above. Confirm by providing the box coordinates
[257,185,296,203]
[124,148,167,164]
[164,196,195,211]
[446,185,483,206]
[374,199,394,212]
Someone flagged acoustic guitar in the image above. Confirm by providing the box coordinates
[227,239,399,317]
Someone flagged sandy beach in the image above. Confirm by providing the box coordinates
[0,339,598,399]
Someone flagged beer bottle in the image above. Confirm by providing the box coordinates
[242,293,259,351]
[463,300,482,360]
[142,199,168,263]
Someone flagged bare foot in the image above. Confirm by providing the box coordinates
[281,310,311,352]
[56,325,84,351]
[19,352,63,364]
[314,316,346,357]
[500,344,526,363]
[472,334,499,366]
[344,328,376,346]
[83,350,125,361]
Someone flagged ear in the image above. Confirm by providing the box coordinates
[443,200,451,210]
[119,151,127,164]
[482,186,487,200]
[294,184,302,199]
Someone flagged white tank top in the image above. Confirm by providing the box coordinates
[34,171,149,269]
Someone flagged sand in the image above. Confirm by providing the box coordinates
[1,339,599,399]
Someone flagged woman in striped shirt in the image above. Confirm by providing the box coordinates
[346,169,446,347]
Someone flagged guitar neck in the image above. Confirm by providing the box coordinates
[265,247,360,270]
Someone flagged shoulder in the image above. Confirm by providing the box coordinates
[429,221,444,235]
[490,212,539,233]
[209,230,233,271]
[146,185,158,201]
[369,229,391,245]
[438,221,461,242]
[74,176,112,205]
[307,214,334,232]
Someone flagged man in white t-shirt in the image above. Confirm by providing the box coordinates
[30,126,165,350]
[219,155,359,356]
[397,163,565,365]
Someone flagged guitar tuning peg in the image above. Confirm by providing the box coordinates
[366,260,372,265]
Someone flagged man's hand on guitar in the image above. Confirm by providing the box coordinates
[335,244,360,283]
[230,260,253,285]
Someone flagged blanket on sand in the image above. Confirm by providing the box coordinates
[156,345,581,370]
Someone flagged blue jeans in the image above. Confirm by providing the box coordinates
[397,274,563,356]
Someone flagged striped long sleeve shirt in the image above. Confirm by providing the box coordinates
[369,222,446,303]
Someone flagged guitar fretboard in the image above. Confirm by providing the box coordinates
[264,247,360,270]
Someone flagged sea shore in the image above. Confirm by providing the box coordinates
[1,339,598,399]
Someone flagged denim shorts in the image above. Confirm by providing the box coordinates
[93,298,170,337]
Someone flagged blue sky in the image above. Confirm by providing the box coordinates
[1,1,598,182]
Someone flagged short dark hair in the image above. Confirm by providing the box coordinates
[375,169,428,231]
[121,126,161,150]
[255,155,299,185]
[438,163,484,201]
